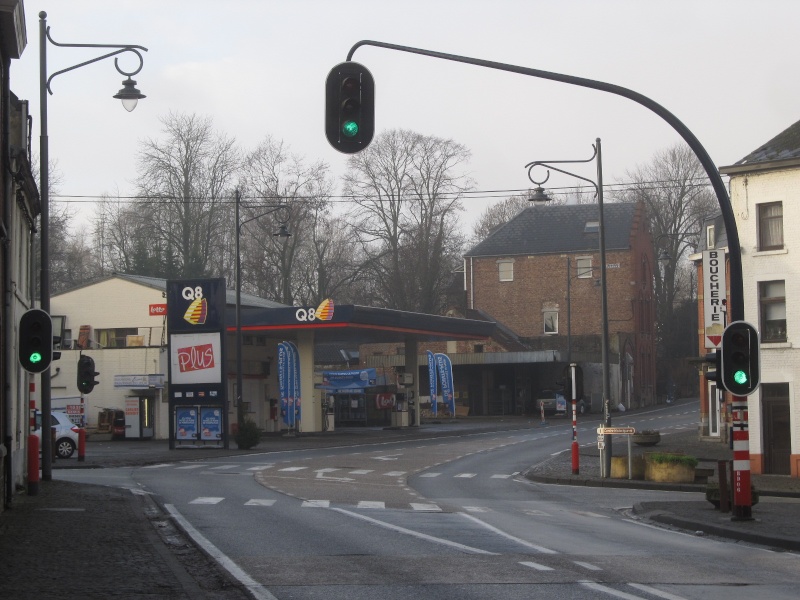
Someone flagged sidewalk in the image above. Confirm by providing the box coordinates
[525,414,800,551]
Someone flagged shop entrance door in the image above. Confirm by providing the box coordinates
[762,383,791,475]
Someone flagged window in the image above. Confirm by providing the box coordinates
[498,259,514,282]
[758,202,783,250]
[543,311,558,334]
[759,280,786,342]
[96,328,139,348]
[584,220,599,233]
[576,257,593,278]
[706,224,715,249]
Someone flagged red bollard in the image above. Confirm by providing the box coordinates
[27,435,39,495]
[78,428,86,462]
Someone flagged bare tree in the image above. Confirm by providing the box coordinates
[240,136,331,305]
[617,143,716,392]
[343,129,471,313]
[133,112,240,279]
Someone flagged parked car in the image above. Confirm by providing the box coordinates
[34,411,82,459]
[536,389,565,416]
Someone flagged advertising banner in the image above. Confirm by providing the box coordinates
[278,342,290,425]
[286,341,301,426]
[320,368,378,390]
[435,353,455,417]
[169,332,222,385]
[175,407,198,441]
[427,350,438,416]
[200,407,222,441]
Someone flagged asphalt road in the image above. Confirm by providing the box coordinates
[56,404,800,600]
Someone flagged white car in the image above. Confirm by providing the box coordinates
[34,411,82,459]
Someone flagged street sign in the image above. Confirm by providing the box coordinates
[597,427,636,435]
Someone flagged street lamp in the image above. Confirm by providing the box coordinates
[525,139,613,477]
[234,189,291,435]
[38,11,147,480]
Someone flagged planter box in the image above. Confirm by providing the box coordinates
[610,455,645,479]
[632,433,660,447]
[645,460,695,483]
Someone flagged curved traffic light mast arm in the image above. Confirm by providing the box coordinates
[345,39,744,321]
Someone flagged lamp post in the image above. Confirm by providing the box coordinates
[526,139,612,477]
[38,11,147,480]
[234,189,290,436]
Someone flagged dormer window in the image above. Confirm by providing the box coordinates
[584,220,599,233]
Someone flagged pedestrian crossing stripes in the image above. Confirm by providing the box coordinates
[182,496,596,518]
[159,463,520,481]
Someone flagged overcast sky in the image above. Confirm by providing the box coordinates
[11,0,800,231]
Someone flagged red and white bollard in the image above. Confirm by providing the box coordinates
[78,428,86,462]
[731,396,752,520]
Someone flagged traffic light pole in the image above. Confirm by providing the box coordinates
[730,395,752,519]
[343,39,750,512]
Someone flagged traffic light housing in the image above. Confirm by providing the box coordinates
[721,321,760,396]
[325,61,375,154]
[703,349,723,390]
[18,309,53,373]
[77,355,99,395]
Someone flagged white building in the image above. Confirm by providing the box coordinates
[720,118,800,478]
[50,274,282,440]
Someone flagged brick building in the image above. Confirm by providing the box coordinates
[458,201,657,414]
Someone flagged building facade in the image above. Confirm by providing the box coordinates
[457,201,657,413]
[718,119,800,477]
[1,0,37,510]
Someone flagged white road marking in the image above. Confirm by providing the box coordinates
[490,474,512,479]
[574,561,602,570]
[572,510,610,519]
[331,507,497,555]
[384,471,406,476]
[302,500,330,508]
[410,503,442,512]
[372,454,402,461]
[278,466,307,472]
[357,501,385,509]
[580,581,646,600]
[463,506,489,513]
[419,472,441,478]
[141,463,172,469]
[627,583,689,600]
[520,560,554,571]
[348,469,373,475]
[175,464,206,470]
[244,499,276,506]
[189,497,225,505]
[247,465,274,471]
[455,473,477,478]
[165,504,278,600]
[210,465,238,470]
[459,513,558,554]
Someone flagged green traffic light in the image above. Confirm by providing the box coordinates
[29,352,43,364]
[733,370,749,385]
[342,120,359,137]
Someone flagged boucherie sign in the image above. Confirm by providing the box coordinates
[703,250,727,349]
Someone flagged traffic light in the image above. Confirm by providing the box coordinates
[325,61,375,154]
[18,309,53,373]
[703,349,723,390]
[721,321,760,396]
[77,355,99,395]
